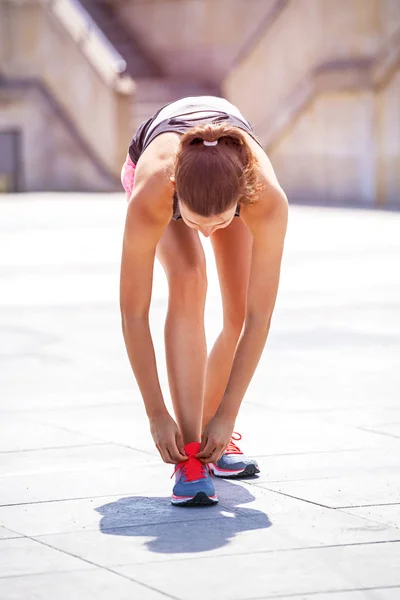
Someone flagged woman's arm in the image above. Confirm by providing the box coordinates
[197,181,288,461]
[218,188,288,417]
[120,169,188,463]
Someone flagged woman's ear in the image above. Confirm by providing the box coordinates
[170,175,176,185]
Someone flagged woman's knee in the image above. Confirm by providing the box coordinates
[223,305,246,341]
[167,263,207,310]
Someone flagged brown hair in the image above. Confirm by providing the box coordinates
[174,123,261,217]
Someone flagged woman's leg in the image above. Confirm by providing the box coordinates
[156,219,207,445]
[202,218,252,430]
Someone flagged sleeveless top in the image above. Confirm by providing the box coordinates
[128,96,262,220]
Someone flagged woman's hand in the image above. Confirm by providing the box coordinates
[149,412,188,464]
[196,413,236,463]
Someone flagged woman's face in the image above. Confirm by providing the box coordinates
[179,202,237,237]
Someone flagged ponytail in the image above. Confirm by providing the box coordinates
[174,123,261,216]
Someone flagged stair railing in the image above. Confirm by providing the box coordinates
[48,0,134,94]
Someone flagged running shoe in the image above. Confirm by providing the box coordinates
[210,433,260,478]
[171,441,218,506]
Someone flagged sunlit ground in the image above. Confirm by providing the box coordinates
[0,192,399,599]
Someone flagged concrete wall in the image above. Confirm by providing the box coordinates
[0,0,133,190]
[269,90,377,206]
[223,0,400,207]
[0,82,116,191]
[377,69,400,207]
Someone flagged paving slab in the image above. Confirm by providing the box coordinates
[14,404,162,455]
[0,568,170,600]
[113,541,400,600]
[256,474,400,508]
[1,195,399,600]
[0,537,89,578]
[0,389,135,413]
[340,505,400,530]
[252,448,400,482]
[0,489,245,537]
[0,461,173,506]
[0,443,148,478]
[26,483,399,566]
[256,589,400,599]
[0,415,102,452]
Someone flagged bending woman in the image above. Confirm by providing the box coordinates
[120,96,288,506]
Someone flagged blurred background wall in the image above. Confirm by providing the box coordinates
[0,0,399,207]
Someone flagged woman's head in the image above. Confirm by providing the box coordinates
[174,123,260,234]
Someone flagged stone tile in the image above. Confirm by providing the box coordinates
[0,462,172,506]
[2,195,400,600]
[0,444,150,478]
[341,505,400,530]
[113,541,400,600]
[258,473,400,508]
[234,405,400,456]
[257,589,400,599]
[0,538,89,578]
[19,405,159,455]
[32,483,399,567]
[317,408,400,429]
[0,389,135,413]
[0,491,234,537]
[0,569,170,600]
[252,448,400,483]
[0,526,22,540]
[0,415,101,452]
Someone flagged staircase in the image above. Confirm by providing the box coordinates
[77,0,160,79]
[76,0,219,130]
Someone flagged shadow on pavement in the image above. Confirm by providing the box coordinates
[96,479,271,554]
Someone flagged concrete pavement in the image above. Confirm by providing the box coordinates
[0,193,399,599]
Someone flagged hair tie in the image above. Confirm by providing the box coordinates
[203,140,218,146]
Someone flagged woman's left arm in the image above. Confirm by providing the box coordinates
[197,184,288,462]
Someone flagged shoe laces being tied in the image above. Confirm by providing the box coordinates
[225,432,243,455]
[171,441,208,482]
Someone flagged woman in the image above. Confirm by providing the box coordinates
[120,96,288,506]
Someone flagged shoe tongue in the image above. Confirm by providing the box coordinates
[184,441,201,457]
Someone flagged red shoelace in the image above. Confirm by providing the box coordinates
[171,441,207,482]
[225,432,243,455]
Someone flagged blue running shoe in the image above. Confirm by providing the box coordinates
[210,433,260,478]
[171,442,218,506]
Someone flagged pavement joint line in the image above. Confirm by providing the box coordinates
[106,567,182,600]
[6,414,108,445]
[0,442,158,459]
[245,484,332,509]
[0,401,134,414]
[247,402,400,413]
[0,492,172,508]
[5,414,159,457]
[335,508,400,531]
[106,539,400,569]
[0,567,98,581]
[0,442,113,455]
[243,583,400,599]
[334,501,400,509]
[357,426,400,440]
[18,533,180,600]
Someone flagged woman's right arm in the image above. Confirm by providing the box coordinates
[119,170,187,463]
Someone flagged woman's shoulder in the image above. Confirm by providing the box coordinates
[239,131,288,231]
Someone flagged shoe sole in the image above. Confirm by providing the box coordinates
[210,463,260,478]
[171,492,218,507]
